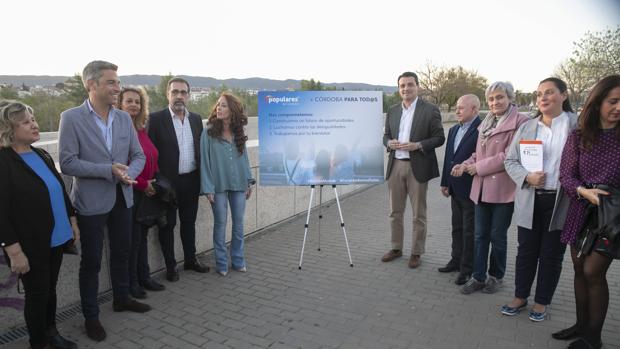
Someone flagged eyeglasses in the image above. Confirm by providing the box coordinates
[537,90,557,98]
[170,89,189,96]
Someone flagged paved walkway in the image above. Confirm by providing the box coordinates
[2,182,619,349]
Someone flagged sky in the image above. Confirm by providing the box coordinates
[2,0,619,91]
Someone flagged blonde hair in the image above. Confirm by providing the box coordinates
[119,86,150,130]
[0,100,33,148]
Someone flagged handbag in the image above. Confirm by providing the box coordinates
[135,172,176,228]
[576,204,599,258]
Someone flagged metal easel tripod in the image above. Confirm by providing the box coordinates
[298,184,354,269]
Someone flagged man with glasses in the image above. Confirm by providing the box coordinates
[58,60,150,342]
[148,77,208,282]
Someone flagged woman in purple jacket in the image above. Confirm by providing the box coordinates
[551,75,620,349]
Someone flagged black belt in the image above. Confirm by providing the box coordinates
[535,189,557,195]
[395,158,410,161]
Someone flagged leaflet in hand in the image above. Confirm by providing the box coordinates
[519,140,543,172]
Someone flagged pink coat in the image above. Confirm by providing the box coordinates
[463,108,529,204]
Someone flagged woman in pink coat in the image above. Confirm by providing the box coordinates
[452,81,529,295]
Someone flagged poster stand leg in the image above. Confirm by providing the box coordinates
[298,185,354,270]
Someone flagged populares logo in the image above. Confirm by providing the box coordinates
[264,95,300,105]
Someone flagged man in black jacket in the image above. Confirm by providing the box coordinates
[147,77,208,282]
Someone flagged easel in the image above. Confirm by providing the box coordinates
[298,184,354,269]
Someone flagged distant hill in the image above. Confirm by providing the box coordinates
[0,75,397,93]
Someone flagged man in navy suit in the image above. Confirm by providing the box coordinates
[438,94,481,285]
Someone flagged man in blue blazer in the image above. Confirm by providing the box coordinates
[439,94,481,285]
[58,61,149,342]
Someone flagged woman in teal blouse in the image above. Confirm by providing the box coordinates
[200,92,255,276]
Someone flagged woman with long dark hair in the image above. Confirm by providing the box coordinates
[502,77,576,322]
[552,75,620,349]
[200,92,255,276]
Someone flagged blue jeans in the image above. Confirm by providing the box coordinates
[472,202,514,282]
[211,191,246,272]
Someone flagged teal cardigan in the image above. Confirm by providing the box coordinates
[199,130,254,194]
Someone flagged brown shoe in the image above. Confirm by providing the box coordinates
[408,255,421,268]
[381,249,402,262]
[84,318,106,342]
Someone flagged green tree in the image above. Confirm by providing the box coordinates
[556,26,620,108]
[22,92,73,132]
[0,86,19,99]
[61,74,88,106]
[147,73,173,112]
[382,91,401,112]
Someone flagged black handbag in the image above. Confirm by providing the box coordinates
[576,205,598,258]
[135,172,176,228]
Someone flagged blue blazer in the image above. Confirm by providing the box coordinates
[440,116,481,200]
[58,101,145,215]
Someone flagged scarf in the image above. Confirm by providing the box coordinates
[479,104,515,145]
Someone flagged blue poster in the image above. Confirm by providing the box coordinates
[258,91,385,186]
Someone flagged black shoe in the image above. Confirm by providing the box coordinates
[141,278,165,291]
[166,269,179,282]
[568,338,602,349]
[552,325,582,340]
[84,318,106,342]
[184,260,209,273]
[130,285,147,299]
[113,299,152,313]
[438,263,459,273]
[47,333,77,349]
[455,273,470,285]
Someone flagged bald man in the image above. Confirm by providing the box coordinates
[439,95,481,285]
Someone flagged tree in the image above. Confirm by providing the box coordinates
[62,74,88,106]
[147,73,173,112]
[556,26,620,108]
[0,85,18,99]
[418,63,487,111]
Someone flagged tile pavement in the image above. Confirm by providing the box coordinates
[1,182,619,349]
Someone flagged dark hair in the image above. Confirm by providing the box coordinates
[535,77,573,117]
[207,92,248,154]
[578,75,620,151]
[397,72,419,86]
[167,77,190,92]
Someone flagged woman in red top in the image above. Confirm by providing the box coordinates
[119,87,165,297]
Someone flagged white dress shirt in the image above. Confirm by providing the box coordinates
[169,106,196,174]
[395,98,418,159]
[536,112,570,190]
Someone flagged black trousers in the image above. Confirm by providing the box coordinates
[515,193,566,305]
[158,171,200,270]
[449,195,475,275]
[78,185,131,320]
[130,190,151,286]
[20,246,63,349]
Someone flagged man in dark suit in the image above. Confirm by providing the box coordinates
[148,77,208,282]
[382,72,445,268]
[439,94,481,285]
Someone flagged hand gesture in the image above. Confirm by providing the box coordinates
[207,193,215,203]
[145,179,157,197]
[246,187,253,200]
[451,164,465,177]
[578,187,609,206]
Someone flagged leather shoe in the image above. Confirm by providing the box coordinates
[455,273,470,285]
[552,325,582,340]
[166,269,179,282]
[141,278,165,291]
[408,255,421,268]
[184,260,209,273]
[381,249,402,262]
[84,318,106,342]
[113,299,151,313]
[130,285,147,299]
[47,333,77,349]
[438,263,459,273]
